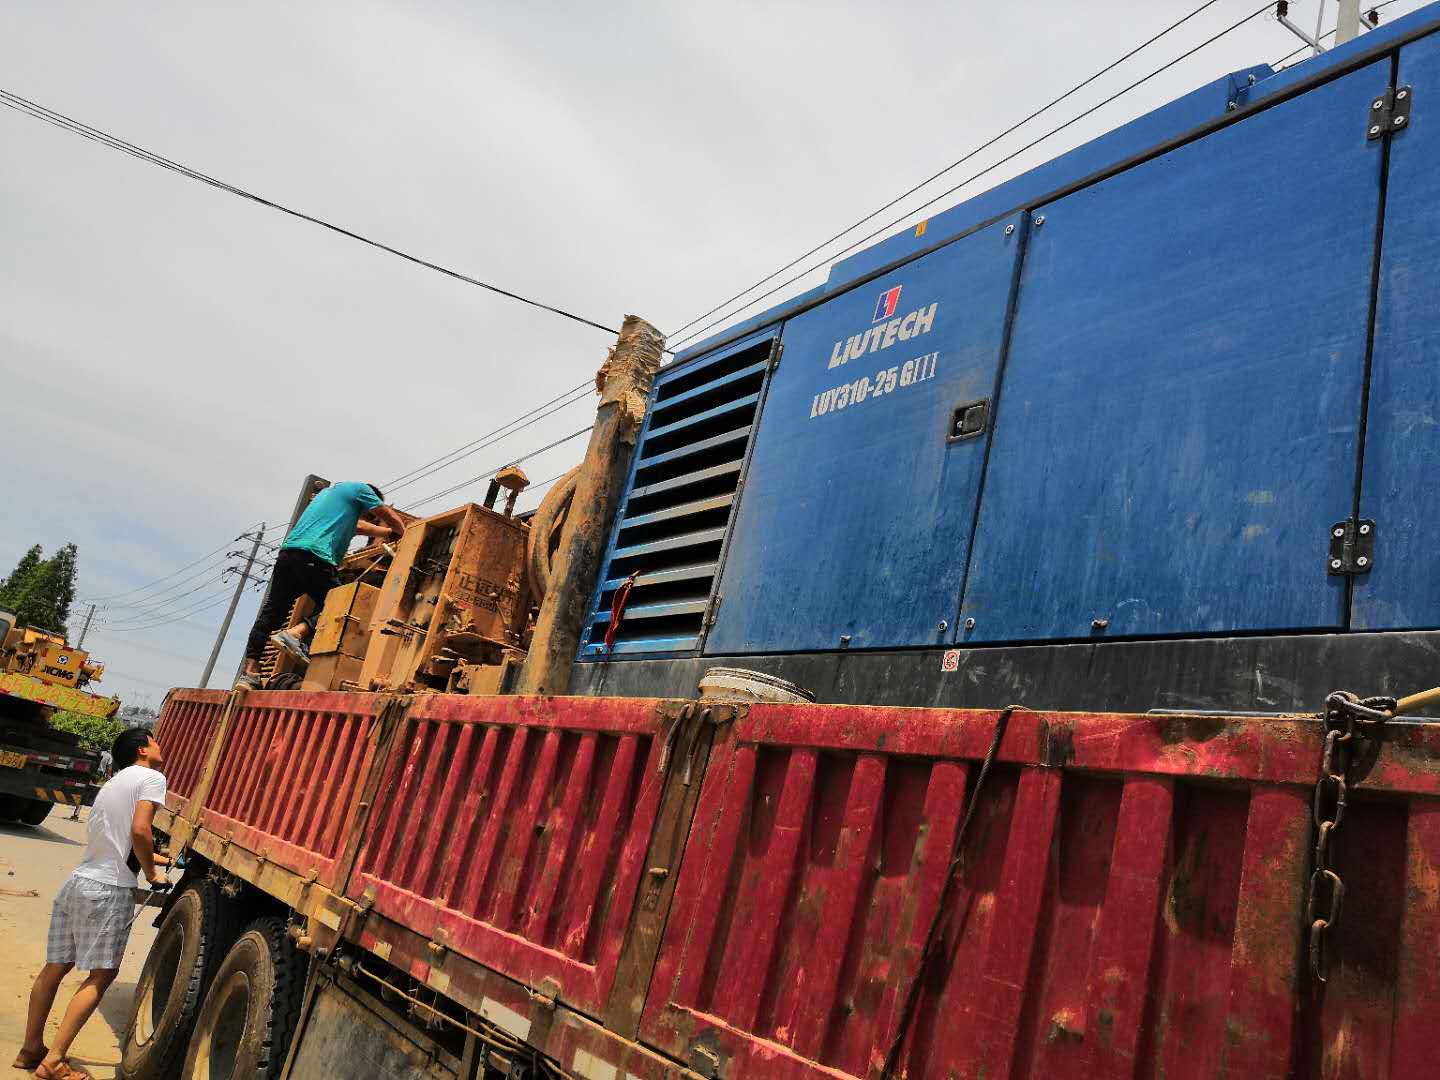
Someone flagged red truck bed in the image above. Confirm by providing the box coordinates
[153,688,1440,1078]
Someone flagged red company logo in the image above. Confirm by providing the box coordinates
[872,285,901,323]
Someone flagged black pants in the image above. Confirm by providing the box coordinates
[243,548,339,661]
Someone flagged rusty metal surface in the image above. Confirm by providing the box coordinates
[361,504,530,693]
[198,690,386,889]
[152,689,228,815]
[640,703,1440,1079]
[152,684,1440,1078]
[348,693,669,1020]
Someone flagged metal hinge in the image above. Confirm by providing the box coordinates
[768,342,783,373]
[704,595,723,629]
[1367,85,1413,140]
[1328,518,1375,575]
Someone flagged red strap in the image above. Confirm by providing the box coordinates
[604,572,639,653]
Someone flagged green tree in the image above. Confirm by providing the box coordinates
[0,545,43,611]
[40,543,78,630]
[0,543,79,634]
[49,710,128,754]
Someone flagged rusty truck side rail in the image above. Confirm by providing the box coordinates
[153,690,1440,1079]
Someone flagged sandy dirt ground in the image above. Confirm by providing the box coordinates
[0,808,159,1079]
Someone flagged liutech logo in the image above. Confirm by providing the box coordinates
[828,296,939,369]
[873,285,901,323]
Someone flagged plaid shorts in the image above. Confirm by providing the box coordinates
[46,873,136,970]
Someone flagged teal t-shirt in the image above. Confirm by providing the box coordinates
[281,481,383,566]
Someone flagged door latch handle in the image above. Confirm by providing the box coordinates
[948,399,990,442]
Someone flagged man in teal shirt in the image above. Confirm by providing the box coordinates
[238,482,405,689]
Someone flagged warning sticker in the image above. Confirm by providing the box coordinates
[940,649,960,672]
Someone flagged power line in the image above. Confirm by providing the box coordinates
[100,578,231,627]
[99,592,241,634]
[101,585,233,629]
[384,379,593,492]
[515,469,571,510]
[233,381,603,547]
[96,540,270,630]
[669,1,1277,353]
[78,374,596,608]
[664,0,1232,345]
[86,418,584,629]
[0,88,621,338]
[387,384,594,496]
[400,425,594,512]
[74,526,259,604]
[100,561,271,634]
[91,556,233,614]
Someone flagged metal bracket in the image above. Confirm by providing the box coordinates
[768,342,783,373]
[1328,519,1375,575]
[207,865,243,898]
[689,1044,723,1079]
[1367,85,1413,140]
[353,885,377,926]
[704,595,723,629]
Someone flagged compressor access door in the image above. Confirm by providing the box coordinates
[705,213,1026,653]
[1355,33,1440,629]
[960,59,1389,642]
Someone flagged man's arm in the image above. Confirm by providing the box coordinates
[131,799,162,884]
[356,505,406,540]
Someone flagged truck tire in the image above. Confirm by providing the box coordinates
[17,800,51,826]
[122,879,240,1080]
[181,917,308,1080]
[264,673,303,690]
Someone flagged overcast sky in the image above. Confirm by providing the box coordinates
[1,0,1418,706]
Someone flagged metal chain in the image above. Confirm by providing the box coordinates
[1307,690,1393,983]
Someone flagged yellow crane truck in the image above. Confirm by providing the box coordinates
[0,608,118,825]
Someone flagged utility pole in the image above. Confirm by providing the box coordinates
[74,603,96,649]
[1336,0,1362,45]
[201,524,264,689]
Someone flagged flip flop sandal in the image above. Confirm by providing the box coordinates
[35,1061,91,1079]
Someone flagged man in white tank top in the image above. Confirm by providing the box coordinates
[13,727,168,1079]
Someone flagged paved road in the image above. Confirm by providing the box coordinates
[0,809,158,1078]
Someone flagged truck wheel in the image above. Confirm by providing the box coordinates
[264,673,303,690]
[17,800,52,826]
[182,917,308,1080]
[122,879,239,1080]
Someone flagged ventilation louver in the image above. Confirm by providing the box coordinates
[579,335,776,657]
